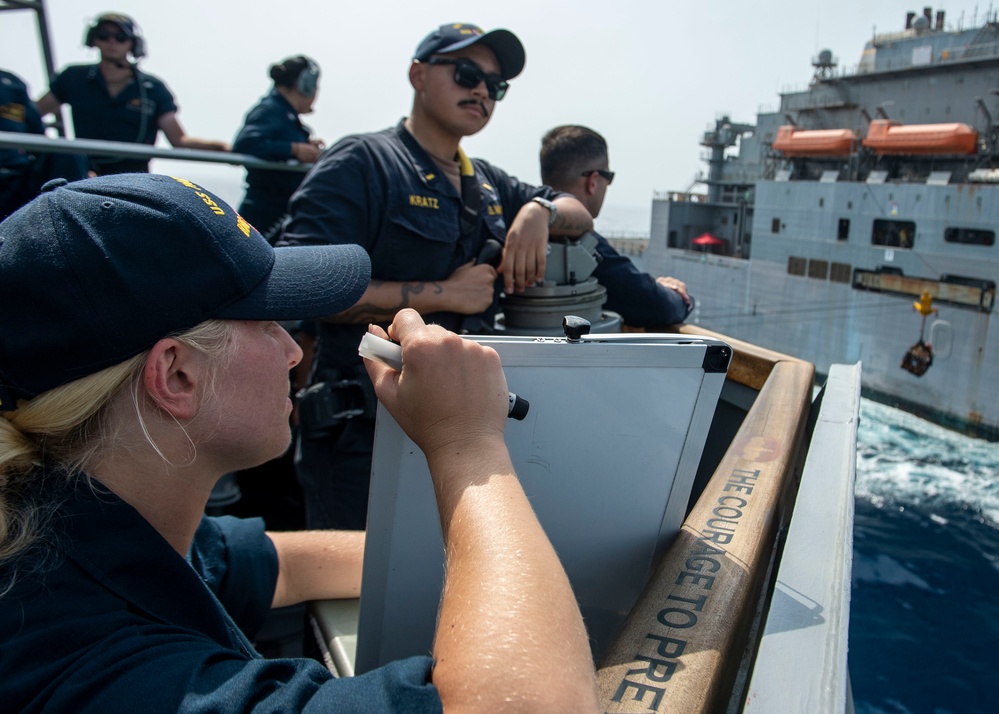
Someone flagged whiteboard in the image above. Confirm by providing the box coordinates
[356,334,730,672]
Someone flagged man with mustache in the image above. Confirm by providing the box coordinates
[282,23,594,530]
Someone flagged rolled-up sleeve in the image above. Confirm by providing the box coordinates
[189,515,278,639]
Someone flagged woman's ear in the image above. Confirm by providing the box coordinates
[142,338,202,420]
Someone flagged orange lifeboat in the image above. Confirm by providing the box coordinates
[862,119,978,155]
[772,126,856,157]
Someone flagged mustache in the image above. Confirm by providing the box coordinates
[458,98,489,118]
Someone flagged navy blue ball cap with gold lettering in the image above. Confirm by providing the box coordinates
[413,23,525,80]
[0,174,370,408]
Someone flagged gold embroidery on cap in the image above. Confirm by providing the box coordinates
[170,176,225,217]
[170,176,200,190]
[194,191,225,216]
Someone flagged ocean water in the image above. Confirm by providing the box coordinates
[850,398,999,714]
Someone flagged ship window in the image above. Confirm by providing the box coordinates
[819,198,824,208]
[772,218,781,234]
[830,262,852,283]
[872,219,916,249]
[788,256,806,276]
[944,227,994,246]
[808,259,829,279]
[838,218,850,240]
[668,230,678,248]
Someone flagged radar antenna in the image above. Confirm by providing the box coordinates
[812,49,838,81]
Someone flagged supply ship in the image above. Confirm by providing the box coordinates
[643,7,999,440]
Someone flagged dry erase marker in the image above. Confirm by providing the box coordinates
[358,332,529,420]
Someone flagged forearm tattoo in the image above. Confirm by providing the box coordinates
[325,279,445,323]
[551,213,593,235]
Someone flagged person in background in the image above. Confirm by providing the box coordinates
[233,55,325,241]
[0,69,45,219]
[225,56,326,527]
[0,174,599,713]
[282,22,595,531]
[541,124,694,326]
[35,12,229,176]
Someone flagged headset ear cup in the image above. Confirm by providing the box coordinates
[84,25,96,48]
[297,60,319,96]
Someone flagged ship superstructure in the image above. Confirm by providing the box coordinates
[645,7,999,439]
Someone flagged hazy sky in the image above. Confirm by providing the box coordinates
[1,1,985,232]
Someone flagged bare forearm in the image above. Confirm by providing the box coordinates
[36,92,61,117]
[550,196,594,237]
[364,313,595,707]
[174,136,231,152]
[323,279,446,323]
[268,530,365,607]
[324,269,492,324]
[428,446,599,713]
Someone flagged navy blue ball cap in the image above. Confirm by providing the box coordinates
[0,174,370,407]
[413,23,525,80]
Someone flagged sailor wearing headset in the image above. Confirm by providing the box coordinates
[36,12,229,175]
[233,55,326,240]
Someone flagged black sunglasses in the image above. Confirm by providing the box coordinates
[582,169,615,185]
[95,29,130,43]
[427,57,509,101]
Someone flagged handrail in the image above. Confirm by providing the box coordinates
[0,131,311,173]
[596,344,815,712]
[744,362,859,713]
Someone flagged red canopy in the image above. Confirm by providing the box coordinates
[692,233,724,246]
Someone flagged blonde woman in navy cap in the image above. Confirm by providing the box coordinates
[0,175,598,712]
[36,12,229,175]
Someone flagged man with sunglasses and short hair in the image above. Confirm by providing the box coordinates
[541,124,693,328]
[282,23,594,531]
[36,13,229,175]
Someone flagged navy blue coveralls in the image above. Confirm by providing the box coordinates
[0,69,44,218]
[0,475,441,713]
[233,89,313,238]
[592,236,694,327]
[282,120,561,530]
[49,63,177,174]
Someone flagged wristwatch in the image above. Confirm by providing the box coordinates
[531,196,558,227]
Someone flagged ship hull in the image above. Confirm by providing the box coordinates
[643,180,999,440]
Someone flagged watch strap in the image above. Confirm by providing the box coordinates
[531,196,558,227]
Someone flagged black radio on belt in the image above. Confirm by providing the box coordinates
[297,376,375,438]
